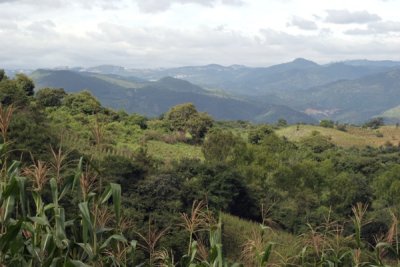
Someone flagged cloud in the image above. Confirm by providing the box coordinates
[0,0,243,12]
[133,0,244,13]
[345,20,400,35]
[370,21,400,32]
[0,0,400,68]
[26,20,57,37]
[287,16,318,30]
[1,21,400,69]
[221,0,244,5]
[344,28,371,35]
[325,9,381,24]
[0,0,121,9]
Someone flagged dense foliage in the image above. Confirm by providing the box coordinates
[2,71,400,265]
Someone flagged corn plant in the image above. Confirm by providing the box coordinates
[372,210,400,267]
[0,149,137,266]
[151,201,242,267]
[241,224,274,267]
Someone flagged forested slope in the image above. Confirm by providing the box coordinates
[1,70,400,265]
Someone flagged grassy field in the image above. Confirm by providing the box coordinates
[146,140,203,162]
[221,213,298,265]
[276,125,400,148]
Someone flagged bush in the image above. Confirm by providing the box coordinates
[143,130,188,144]
[363,117,384,129]
[319,119,334,128]
[248,125,274,144]
[336,124,347,131]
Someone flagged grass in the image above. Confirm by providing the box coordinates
[277,125,400,148]
[146,140,203,162]
[221,213,299,264]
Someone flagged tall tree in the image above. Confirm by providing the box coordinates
[0,69,5,82]
[165,103,213,142]
[15,73,35,96]
[36,87,67,107]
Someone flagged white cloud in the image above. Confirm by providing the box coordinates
[325,9,381,24]
[345,20,400,35]
[288,16,318,30]
[132,0,244,13]
[370,20,400,32]
[1,0,400,68]
[27,20,56,33]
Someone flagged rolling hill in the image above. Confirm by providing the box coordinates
[277,125,400,148]
[291,68,400,123]
[86,58,395,96]
[27,58,400,124]
[31,69,316,124]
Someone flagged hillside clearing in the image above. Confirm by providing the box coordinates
[277,125,400,148]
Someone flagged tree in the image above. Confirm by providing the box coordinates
[0,79,29,106]
[319,119,334,128]
[36,87,67,107]
[126,113,148,129]
[165,103,197,132]
[0,69,6,81]
[327,172,372,215]
[15,73,35,96]
[300,131,335,153]
[202,129,243,163]
[363,117,384,129]
[373,165,400,207]
[248,125,274,144]
[186,112,213,141]
[165,103,213,142]
[100,154,149,191]
[63,90,102,114]
[277,118,288,127]
[8,106,57,160]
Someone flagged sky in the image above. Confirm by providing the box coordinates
[1,0,400,69]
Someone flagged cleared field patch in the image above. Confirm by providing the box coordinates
[276,125,400,148]
[146,140,203,162]
[221,213,298,264]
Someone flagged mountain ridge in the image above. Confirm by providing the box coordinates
[31,69,316,124]
[22,58,400,124]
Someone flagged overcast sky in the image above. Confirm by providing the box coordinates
[1,0,400,69]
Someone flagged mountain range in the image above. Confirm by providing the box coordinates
[23,58,400,124]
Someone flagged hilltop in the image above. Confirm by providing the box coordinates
[31,68,316,124]
[21,58,400,124]
[277,124,400,148]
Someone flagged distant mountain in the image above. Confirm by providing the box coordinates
[27,58,400,124]
[31,69,316,124]
[92,58,390,96]
[4,69,33,77]
[292,68,400,123]
[31,69,129,109]
[380,105,400,122]
[341,60,400,68]
[85,65,130,75]
[220,61,383,95]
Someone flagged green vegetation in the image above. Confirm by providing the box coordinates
[319,119,334,128]
[277,124,400,148]
[31,69,317,124]
[34,63,400,124]
[363,117,385,129]
[2,71,400,265]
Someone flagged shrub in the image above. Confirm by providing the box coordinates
[319,119,334,128]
